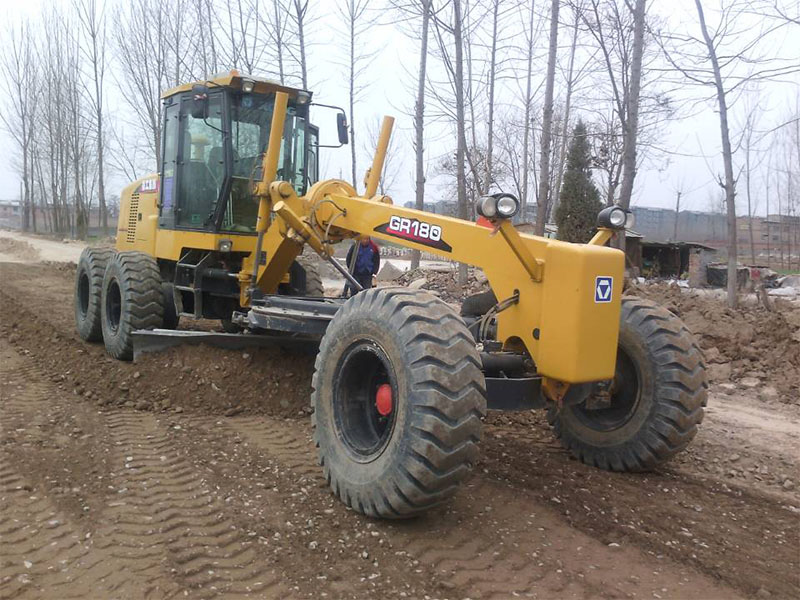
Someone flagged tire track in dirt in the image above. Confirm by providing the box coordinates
[1,343,288,599]
[208,415,740,600]
[0,348,154,599]
[482,422,799,598]
[98,411,288,598]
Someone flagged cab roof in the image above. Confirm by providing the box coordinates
[161,70,310,101]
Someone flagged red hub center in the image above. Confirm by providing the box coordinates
[375,383,393,417]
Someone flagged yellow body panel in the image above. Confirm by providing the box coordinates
[115,175,292,284]
[294,193,624,383]
[116,176,160,256]
[161,72,303,101]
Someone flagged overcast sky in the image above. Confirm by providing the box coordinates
[1,0,798,218]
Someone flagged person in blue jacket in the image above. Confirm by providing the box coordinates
[345,236,380,296]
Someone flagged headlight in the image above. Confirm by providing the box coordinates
[242,78,255,93]
[496,194,519,218]
[477,195,498,218]
[218,239,233,252]
[597,206,631,230]
[476,193,520,220]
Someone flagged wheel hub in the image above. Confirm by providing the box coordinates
[375,383,393,416]
[333,341,397,460]
[575,345,641,432]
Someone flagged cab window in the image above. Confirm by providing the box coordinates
[176,93,224,229]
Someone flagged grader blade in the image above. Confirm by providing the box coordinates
[131,329,319,361]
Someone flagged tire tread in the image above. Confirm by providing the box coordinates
[548,296,706,471]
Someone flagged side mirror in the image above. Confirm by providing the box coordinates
[191,84,209,120]
[336,113,349,145]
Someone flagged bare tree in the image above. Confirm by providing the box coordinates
[519,0,537,221]
[267,0,291,83]
[534,0,559,236]
[693,0,738,306]
[661,0,800,304]
[289,0,312,88]
[432,0,469,283]
[579,0,649,253]
[550,1,584,221]
[482,0,501,195]
[406,0,432,269]
[114,0,171,167]
[616,0,646,220]
[0,21,38,232]
[338,0,377,189]
[76,0,109,235]
[739,99,767,265]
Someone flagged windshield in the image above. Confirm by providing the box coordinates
[223,95,311,233]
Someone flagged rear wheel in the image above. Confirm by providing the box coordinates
[75,247,115,342]
[101,252,164,361]
[281,253,325,297]
[312,288,486,518]
[548,297,707,471]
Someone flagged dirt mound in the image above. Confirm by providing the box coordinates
[632,283,800,403]
[42,260,78,274]
[0,236,40,260]
[393,266,489,304]
[131,345,316,416]
[0,291,316,419]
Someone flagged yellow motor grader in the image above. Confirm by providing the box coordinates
[74,71,706,518]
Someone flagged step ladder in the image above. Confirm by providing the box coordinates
[173,250,212,318]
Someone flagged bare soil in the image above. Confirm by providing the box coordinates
[0,243,798,599]
[630,282,800,404]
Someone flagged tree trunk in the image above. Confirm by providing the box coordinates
[616,0,646,254]
[551,3,581,222]
[411,0,431,271]
[695,0,737,308]
[673,191,681,241]
[273,0,285,83]
[483,0,499,195]
[746,147,755,265]
[520,0,534,221]
[295,0,308,88]
[348,2,357,188]
[453,0,468,284]
[534,0,559,236]
[765,168,770,267]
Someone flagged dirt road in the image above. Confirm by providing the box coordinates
[1,241,798,598]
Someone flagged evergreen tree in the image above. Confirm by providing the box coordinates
[555,120,603,243]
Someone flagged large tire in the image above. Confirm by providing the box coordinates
[161,281,180,330]
[101,252,165,361]
[312,287,486,518]
[548,297,707,471]
[75,247,115,342]
[287,254,325,296]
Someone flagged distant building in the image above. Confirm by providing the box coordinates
[0,199,118,234]
[0,200,22,228]
[630,206,728,244]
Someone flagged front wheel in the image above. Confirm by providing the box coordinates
[312,288,486,518]
[548,297,707,471]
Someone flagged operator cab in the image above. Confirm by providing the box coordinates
[157,72,323,234]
